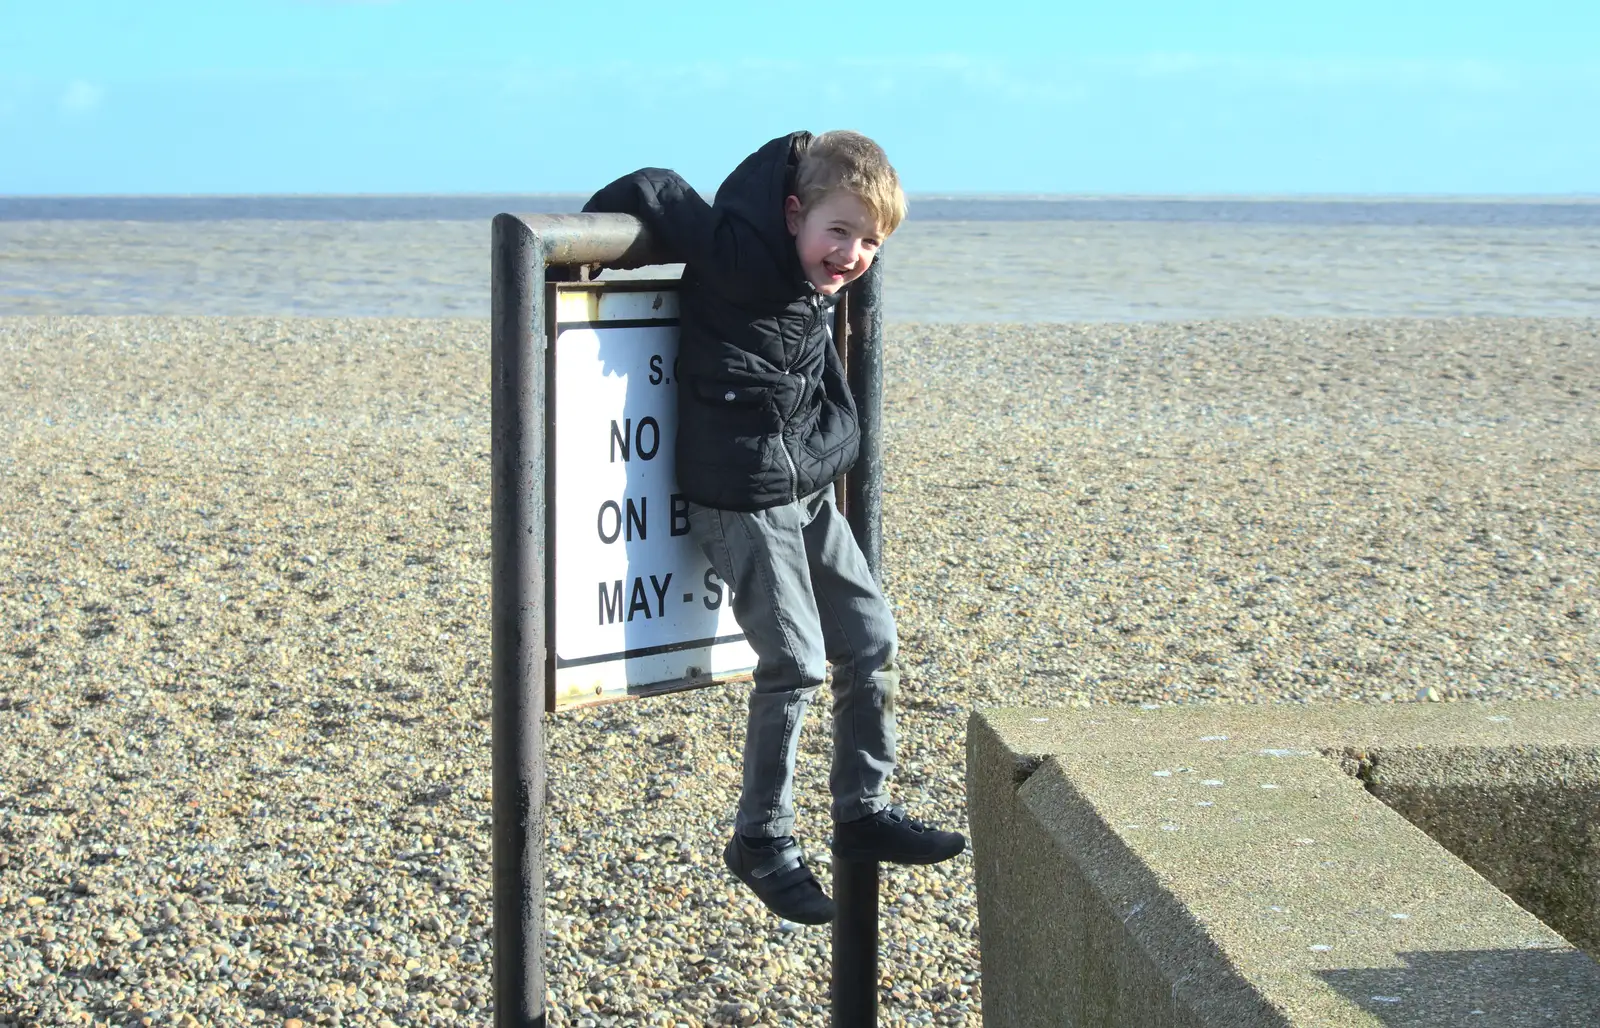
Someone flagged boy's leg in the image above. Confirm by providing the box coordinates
[687,499,829,839]
[804,488,967,865]
[797,489,898,823]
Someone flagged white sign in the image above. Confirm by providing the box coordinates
[551,282,757,710]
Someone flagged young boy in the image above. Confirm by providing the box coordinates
[583,131,963,925]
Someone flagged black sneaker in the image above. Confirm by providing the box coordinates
[722,835,835,925]
[832,806,966,865]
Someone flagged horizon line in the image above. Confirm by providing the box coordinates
[4,191,1599,203]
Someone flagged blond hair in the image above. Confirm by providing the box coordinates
[794,130,908,236]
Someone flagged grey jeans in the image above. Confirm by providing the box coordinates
[687,486,898,837]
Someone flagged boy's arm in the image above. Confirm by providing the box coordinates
[582,168,730,274]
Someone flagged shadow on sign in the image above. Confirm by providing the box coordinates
[551,281,754,710]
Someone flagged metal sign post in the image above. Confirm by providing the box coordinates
[489,212,548,1028]
[492,213,668,1028]
[833,258,886,1028]
[490,213,887,1028]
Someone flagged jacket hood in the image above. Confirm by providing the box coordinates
[713,131,813,292]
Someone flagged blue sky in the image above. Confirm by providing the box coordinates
[2,1,1597,195]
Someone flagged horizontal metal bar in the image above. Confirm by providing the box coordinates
[499,212,671,269]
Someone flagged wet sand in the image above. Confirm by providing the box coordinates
[3,219,1599,321]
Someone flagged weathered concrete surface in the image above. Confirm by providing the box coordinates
[969,701,1600,1027]
[1362,745,1600,956]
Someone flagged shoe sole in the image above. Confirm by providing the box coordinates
[831,840,966,866]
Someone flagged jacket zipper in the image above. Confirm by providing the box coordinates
[778,293,823,504]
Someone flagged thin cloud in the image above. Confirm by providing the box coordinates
[493,55,1092,108]
[59,80,103,114]
[508,51,1598,97]
[1107,52,1600,92]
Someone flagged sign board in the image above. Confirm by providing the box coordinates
[548,281,758,710]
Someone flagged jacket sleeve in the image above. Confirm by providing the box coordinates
[582,168,732,276]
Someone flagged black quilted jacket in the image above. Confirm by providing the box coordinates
[583,132,860,512]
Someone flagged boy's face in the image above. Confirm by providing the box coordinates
[784,191,884,295]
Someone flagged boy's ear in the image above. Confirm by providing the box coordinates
[784,195,803,236]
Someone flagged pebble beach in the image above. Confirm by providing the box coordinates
[1,314,1596,1027]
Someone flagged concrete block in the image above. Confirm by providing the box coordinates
[969,701,1600,1027]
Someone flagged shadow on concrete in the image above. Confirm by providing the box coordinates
[1361,771,1600,959]
[1318,947,1600,1026]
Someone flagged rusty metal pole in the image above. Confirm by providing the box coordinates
[490,213,666,1028]
[834,256,886,1028]
[491,213,548,1028]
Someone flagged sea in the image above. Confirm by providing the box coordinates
[2,196,1598,322]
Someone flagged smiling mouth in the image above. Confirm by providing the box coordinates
[823,261,852,278]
